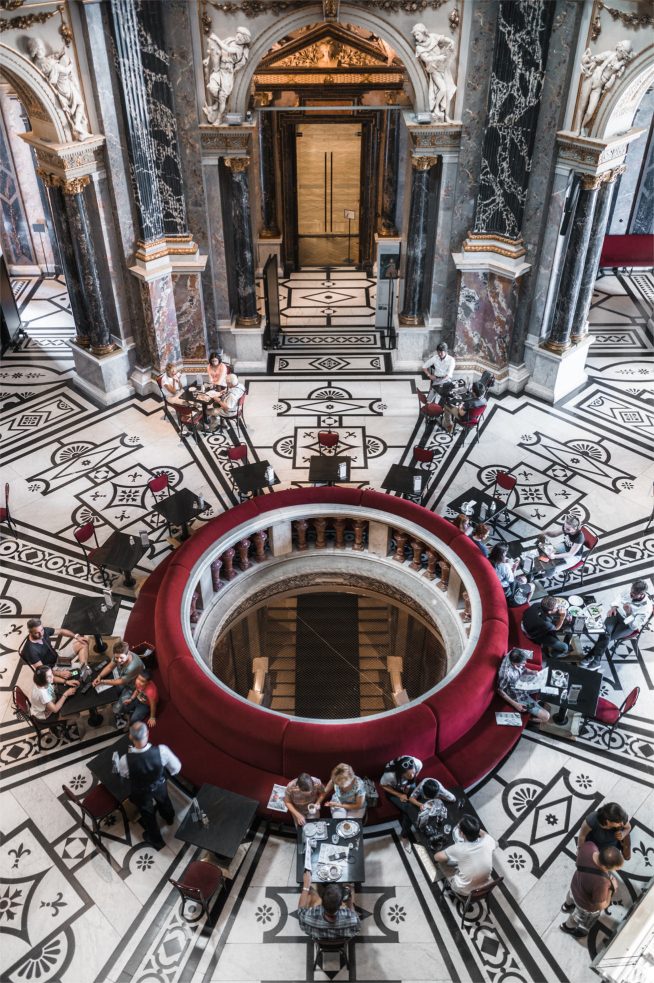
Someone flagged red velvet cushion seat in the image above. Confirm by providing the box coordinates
[441,694,526,789]
[83,784,121,817]
[179,860,223,896]
[593,698,621,725]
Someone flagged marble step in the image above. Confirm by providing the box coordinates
[270,697,295,711]
[359,658,386,670]
[269,657,296,671]
[274,670,296,684]
[271,683,295,697]
[360,683,385,696]
[360,697,386,711]
[359,644,389,658]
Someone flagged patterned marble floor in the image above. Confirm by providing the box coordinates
[0,270,652,983]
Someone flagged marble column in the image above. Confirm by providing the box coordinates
[378,109,400,236]
[42,180,90,348]
[258,112,279,238]
[570,167,623,343]
[225,157,260,326]
[545,176,600,353]
[399,156,438,326]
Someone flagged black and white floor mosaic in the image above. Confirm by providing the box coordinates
[0,270,653,982]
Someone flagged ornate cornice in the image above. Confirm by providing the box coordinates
[557,128,644,176]
[199,125,252,156]
[405,116,463,153]
[23,134,106,182]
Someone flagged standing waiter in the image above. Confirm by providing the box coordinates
[118,721,181,849]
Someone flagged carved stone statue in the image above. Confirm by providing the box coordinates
[203,26,251,126]
[576,40,634,135]
[26,37,90,140]
[411,23,456,123]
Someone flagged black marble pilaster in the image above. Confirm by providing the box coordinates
[63,182,115,353]
[571,174,617,341]
[227,159,259,325]
[135,0,187,237]
[399,158,438,326]
[109,0,165,243]
[46,184,90,346]
[546,180,599,351]
[473,0,555,240]
[379,108,400,236]
[258,112,279,237]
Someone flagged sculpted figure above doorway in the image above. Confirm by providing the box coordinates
[203,26,251,126]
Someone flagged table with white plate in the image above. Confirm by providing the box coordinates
[296,817,365,884]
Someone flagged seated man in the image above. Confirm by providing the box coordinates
[522,596,569,660]
[91,640,144,725]
[297,870,360,942]
[213,373,245,421]
[285,772,325,827]
[21,617,88,680]
[443,381,487,432]
[422,342,455,397]
[380,755,423,846]
[31,666,78,720]
[560,844,623,939]
[118,721,181,850]
[544,514,586,576]
[121,671,158,728]
[497,648,550,723]
[433,814,496,897]
[581,580,652,671]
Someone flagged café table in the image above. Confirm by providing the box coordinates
[545,662,603,719]
[308,456,351,486]
[62,596,120,655]
[61,656,120,727]
[412,786,469,851]
[382,463,425,500]
[89,531,148,589]
[231,460,279,498]
[175,783,258,863]
[447,487,508,528]
[181,386,224,429]
[87,736,132,800]
[295,817,365,885]
[152,487,209,540]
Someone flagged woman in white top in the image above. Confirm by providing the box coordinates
[160,362,184,405]
[319,763,366,819]
[31,666,77,720]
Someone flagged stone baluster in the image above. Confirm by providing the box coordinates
[253,529,268,561]
[334,517,347,549]
[410,539,423,571]
[224,157,260,326]
[237,538,251,570]
[222,547,236,580]
[190,587,202,623]
[424,547,438,581]
[210,558,223,591]
[393,531,408,562]
[399,156,438,326]
[352,519,365,552]
[314,517,327,549]
[295,519,308,551]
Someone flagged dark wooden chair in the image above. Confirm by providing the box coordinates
[453,404,486,444]
[582,686,640,748]
[561,527,599,588]
[74,522,102,580]
[12,685,73,752]
[313,938,352,974]
[417,391,445,430]
[63,782,130,854]
[169,860,225,919]
[318,431,340,455]
[0,482,15,535]
[455,876,504,929]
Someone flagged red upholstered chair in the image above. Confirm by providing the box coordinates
[74,522,100,579]
[318,431,340,455]
[148,472,170,501]
[227,444,249,500]
[417,391,444,430]
[172,403,203,444]
[491,472,517,510]
[13,686,73,752]
[234,393,247,435]
[411,446,436,473]
[169,860,224,919]
[155,374,169,420]
[0,483,15,535]
[583,686,639,748]
[453,404,486,444]
[561,526,599,588]
[610,609,653,662]
[63,783,130,854]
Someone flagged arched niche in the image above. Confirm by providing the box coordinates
[229,2,427,117]
[591,44,654,139]
[0,43,72,144]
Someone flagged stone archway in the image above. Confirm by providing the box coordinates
[591,44,654,139]
[0,44,73,144]
[230,2,427,117]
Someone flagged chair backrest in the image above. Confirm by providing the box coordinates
[13,685,31,718]
[464,405,486,426]
[74,522,95,545]
[621,686,640,715]
[172,403,196,426]
[417,391,428,407]
[236,393,246,416]
[170,878,204,903]
[581,526,599,551]
[469,875,504,902]
[3,483,8,508]
[148,473,169,494]
[227,444,247,463]
[413,446,434,465]
[495,472,517,491]
[62,784,81,807]
[318,431,339,449]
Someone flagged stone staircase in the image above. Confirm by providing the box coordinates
[357,597,393,716]
[267,598,298,714]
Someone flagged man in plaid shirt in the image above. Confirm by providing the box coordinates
[297,869,360,941]
[497,648,550,723]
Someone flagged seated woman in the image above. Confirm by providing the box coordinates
[489,543,535,606]
[160,361,184,405]
[31,666,77,721]
[578,802,632,860]
[320,763,366,819]
[207,351,227,390]
[471,522,491,557]
[437,513,473,591]
[380,755,423,847]
[284,772,325,827]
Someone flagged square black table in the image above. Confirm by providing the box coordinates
[62,597,120,654]
[87,737,132,800]
[181,387,224,428]
[308,456,351,486]
[412,786,469,850]
[89,531,148,588]
[152,487,208,540]
[232,460,279,497]
[61,657,121,726]
[382,463,425,499]
[175,783,258,862]
[296,817,365,885]
[545,663,602,718]
[447,487,508,527]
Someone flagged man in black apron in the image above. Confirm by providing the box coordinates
[118,721,181,849]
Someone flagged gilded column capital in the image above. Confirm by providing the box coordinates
[224,156,250,174]
[604,163,627,184]
[580,173,604,191]
[411,155,439,171]
[35,169,91,194]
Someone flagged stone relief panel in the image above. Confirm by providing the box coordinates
[574,39,635,135]
[203,26,251,125]
[25,36,90,140]
[411,22,456,122]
